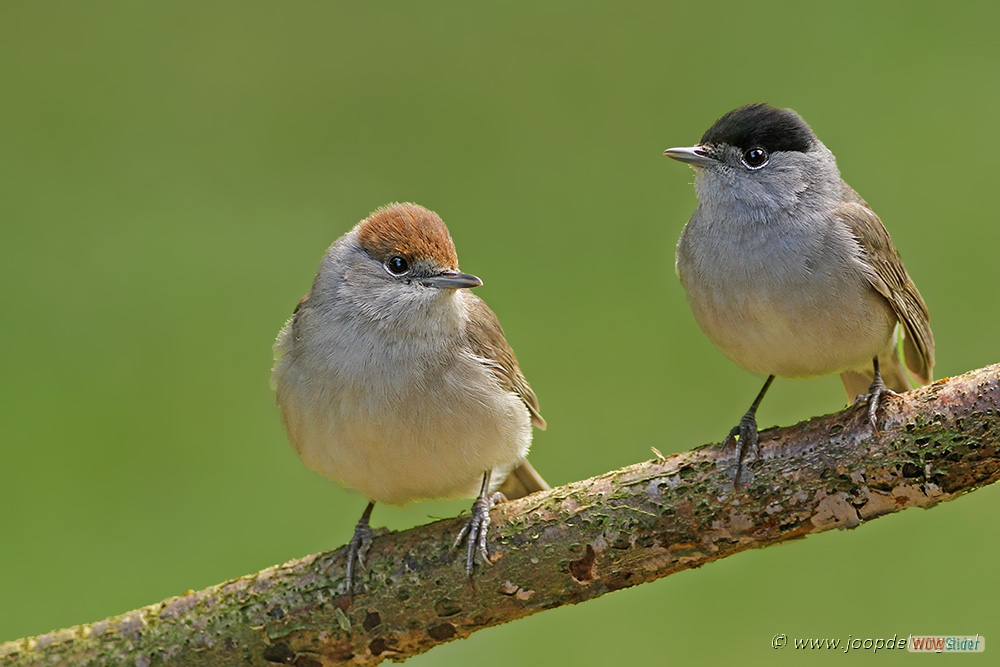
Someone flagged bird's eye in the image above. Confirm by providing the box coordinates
[741,147,769,169]
[385,256,410,275]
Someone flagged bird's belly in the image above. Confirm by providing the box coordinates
[278,356,531,506]
[682,266,897,379]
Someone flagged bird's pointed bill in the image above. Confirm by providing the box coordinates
[664,145,717,167]
[422,271,483,289]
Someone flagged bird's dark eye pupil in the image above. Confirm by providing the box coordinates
[386,256,409,275]
[743,147,768,168]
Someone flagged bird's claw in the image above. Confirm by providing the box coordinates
[722,411,759,487]
[453,491,505,578]
[862,379,899,434]
[343,515,374,595]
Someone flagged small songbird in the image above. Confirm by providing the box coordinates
[664,104,934,478]
[271,203,547,589]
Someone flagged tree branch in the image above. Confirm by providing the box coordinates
[4,363,1000,667]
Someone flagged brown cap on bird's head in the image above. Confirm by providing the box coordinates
[356,203,459,269]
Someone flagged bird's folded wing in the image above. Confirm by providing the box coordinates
[464,294,546,430]
[836,201,935,385]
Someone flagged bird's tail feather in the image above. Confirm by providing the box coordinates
[497,460,549,500]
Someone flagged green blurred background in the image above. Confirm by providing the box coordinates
[2,2,997,664]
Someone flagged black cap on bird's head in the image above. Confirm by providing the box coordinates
[700,104,815,154]
[665,103,817,168]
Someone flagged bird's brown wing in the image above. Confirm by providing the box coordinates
[836,200,935,385]
[464,294,546,430]
[465,293,548,499]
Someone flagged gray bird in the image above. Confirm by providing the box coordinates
[665,104,934,480]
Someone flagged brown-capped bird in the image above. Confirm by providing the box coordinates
[272,203,547,590]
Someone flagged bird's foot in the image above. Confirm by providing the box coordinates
[344,520,374,594]
[860,376,899,433]
[328,502,375,597]
[453,491,506,578]
[722,410,760,487]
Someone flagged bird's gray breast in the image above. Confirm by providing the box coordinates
[675,205,893,377]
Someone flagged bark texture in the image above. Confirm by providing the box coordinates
[3,363,999,667]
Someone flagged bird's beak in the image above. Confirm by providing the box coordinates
[664,145,717,168]
[422,270,483,289]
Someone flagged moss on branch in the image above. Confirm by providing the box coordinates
[3,364,999,666]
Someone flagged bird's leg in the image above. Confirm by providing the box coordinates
[863,357,899,432]
[722,375,774,487]
[343,501,375,595]
[453,470,505,578]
